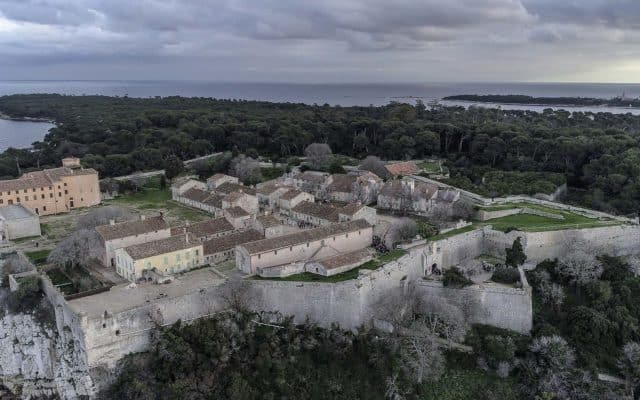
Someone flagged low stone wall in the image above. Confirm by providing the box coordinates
[476,207,564,222]
[258,262,305,278]
[476,208,521,221]
[416,280,532,333]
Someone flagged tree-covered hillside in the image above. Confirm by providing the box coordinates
[1,94,640,215]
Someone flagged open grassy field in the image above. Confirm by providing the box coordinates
[104,186,211,224]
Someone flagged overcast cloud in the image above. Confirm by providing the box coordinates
[0,0,638,82]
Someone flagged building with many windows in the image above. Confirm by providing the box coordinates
[115,233,203,282]
[0,157,100,216]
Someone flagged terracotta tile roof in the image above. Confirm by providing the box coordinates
[339,203,366,216]
[240,219,371,254]
[223,191,245,203]
[294,171,329,184]
[292,201,339,222]
[327,174,356,193]
[225,206,250,218]
[96,216,169,241]
[414,182,438,200]
[317,248,373,270]
[0,166,98,193]
[124,233,200,260]
[215,182,256,196]
[170,218,234,238]
[203,229,263,255]
[280,189,307,201]
[379,180,411,197]
[203,193,223,208]
[182,188,211,203]
[256,182,291,196]
[385,161,419,177]
[256,214,281,228]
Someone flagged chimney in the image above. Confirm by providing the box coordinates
[140,215,146,221]
[186,234,189,244]
[109,219,115,225]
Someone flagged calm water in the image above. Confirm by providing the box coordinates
[1,80,640,151]
[0,118,54,152]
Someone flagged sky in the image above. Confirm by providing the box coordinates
[0,0,639,83]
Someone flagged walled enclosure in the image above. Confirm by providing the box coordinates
[16,221,639,398]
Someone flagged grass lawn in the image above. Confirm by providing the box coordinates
[24,249,51,265]
[418,161,442,174]
[254,249,407,283]
[427,224,478,241]
[475,202,619,232]
[422,369,518,400]
[104,186,210,223]
[486,213,618,232]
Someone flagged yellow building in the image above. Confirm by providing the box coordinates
[0,157,100,216]
[115,233,204,282]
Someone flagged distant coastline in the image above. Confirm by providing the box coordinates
[0,111,54,123]
[443,94,640,109]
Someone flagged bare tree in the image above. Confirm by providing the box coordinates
[229,155,262,184]
[304,143,332,170]
[451,199,474,221]
[423,296,468,345]
[399,318,444,384]
[385,218,418,248]
[0,253,33,284]
[373,285,424,329]
[628,256,640,277]
[538,282,565,310]
[558,243,603,286]
[76,206,136,230]
[221,276,253,312]
[618,342,640,399]
[360,155,390,179]
[47,229,101,268]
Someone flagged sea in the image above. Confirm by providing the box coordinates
[1,80,639,151]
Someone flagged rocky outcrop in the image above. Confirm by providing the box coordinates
[0,311,95,399]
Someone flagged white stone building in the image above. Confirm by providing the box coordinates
[278,189,315,215]
[95,215,171,268]
[206,173,238,190]
[170,217,235,241]
[0,204,41,240]
[235,219,373,274]
[202,229,263,265]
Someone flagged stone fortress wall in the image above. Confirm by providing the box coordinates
[6,220,638,398]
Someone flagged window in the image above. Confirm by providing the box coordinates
[58,192,62,197]
[195,250,199,256]
[49,193,53,198]
[16,197,20,203]
[290,246,293,251]
[306,242,309,247]
[64,183,67,186]
[274,250,278,255]
[64,190,68,194]
[43,206,46,211]
[346,233,349,238]
[40,187,44,191]
[41,194,45,199]
[23,189,27,193]
[258,254,261,259]
[0,199,3,204]
[14,191,18,195]
[8,200,12,205]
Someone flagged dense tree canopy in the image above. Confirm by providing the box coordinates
[1,94,640,214]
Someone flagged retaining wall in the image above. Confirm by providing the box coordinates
[416,280,532,333]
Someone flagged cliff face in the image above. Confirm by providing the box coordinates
[0,312,95,399]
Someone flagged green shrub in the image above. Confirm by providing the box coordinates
[6,276,44,314]
[443,267,473,288]
[491,266,521,285]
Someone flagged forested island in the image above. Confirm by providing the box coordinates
[444,94,640,108]
[0,93,639,216]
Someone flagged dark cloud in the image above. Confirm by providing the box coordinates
[0,0,639,81]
